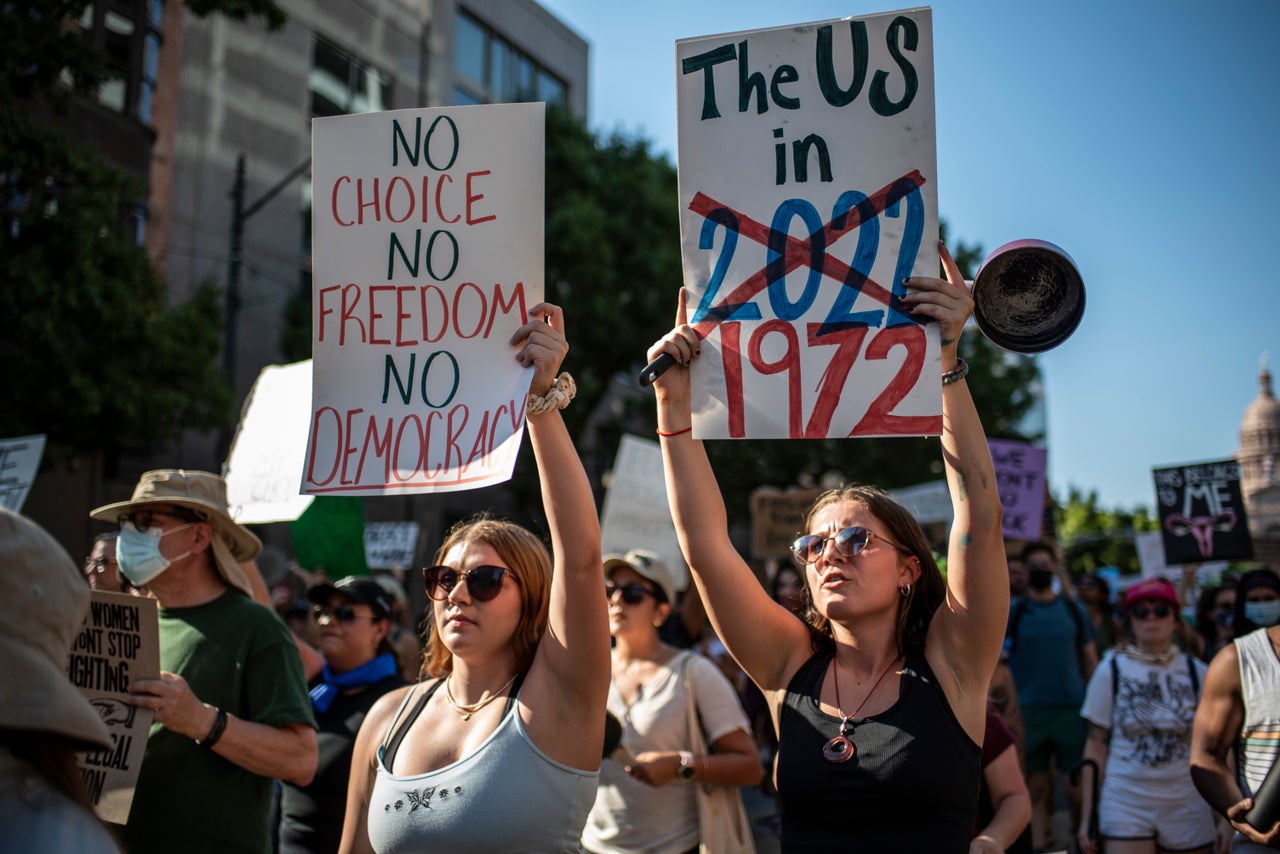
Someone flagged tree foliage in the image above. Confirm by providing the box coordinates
[1056,486,1158,576]
[0,0,282,459]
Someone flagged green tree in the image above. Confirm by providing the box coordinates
[1056,486,1158,576]
[0,0,283,460]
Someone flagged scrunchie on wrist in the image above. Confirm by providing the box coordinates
[527,372,576,416]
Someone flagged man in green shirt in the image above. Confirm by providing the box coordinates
[92,470,317,853]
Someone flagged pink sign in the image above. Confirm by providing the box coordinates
[988,438,1047,540]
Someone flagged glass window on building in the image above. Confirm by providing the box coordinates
[453,9,567,108]
[71,1,163,122]
[309,37,392,118]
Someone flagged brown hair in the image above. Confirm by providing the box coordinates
[420,515,552,679]
[799,485,946,659]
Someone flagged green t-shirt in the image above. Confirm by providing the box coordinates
[120,591,316,854]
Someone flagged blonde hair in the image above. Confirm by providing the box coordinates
[420,515,551,679]
[799,485,945,658]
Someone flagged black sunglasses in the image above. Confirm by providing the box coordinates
[605,581,655,606]
[118,507,204,533]
[423,564,517,603]
[313,604,381,624]
[1130,603,1173,620]
[791,526,906,565]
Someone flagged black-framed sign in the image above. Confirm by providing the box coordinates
[1152,459,1253,564]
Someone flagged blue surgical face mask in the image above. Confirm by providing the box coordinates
[1243,599,1280,628]
[116,521,194,587]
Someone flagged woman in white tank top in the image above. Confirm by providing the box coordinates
[338,303,611,854]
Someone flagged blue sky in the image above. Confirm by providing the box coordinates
[538,0,1280,511]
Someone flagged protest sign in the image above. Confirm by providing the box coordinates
[303,104,544,495]
[1152,459,1253,563]
[989,438,1047,540]
[889,480,952,527]
[1134,529,1225,587]
[0,433,46,512]
[292,496,369,576]
[365,521,421,570]
[68,590,159,823]
[225,360,315,523]
[600,435,687,588]
[676,10,940,440]
[751,486,824,559]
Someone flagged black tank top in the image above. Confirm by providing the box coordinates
[777,651,981,852]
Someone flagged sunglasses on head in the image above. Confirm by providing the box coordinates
[423,564,516,602]
[790,526,905,565]
[605,581,655,605]
[313,604,380,624]
[1130,603,1173,620]
[118,507,204,533]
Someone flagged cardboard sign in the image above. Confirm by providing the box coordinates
[989,438,1047,540]
[676,10,940,440]
[750,486,824,559]
[1152,459,1253,563]
[600,435,688,589]
[0,433,46,512]
[68,591,159,823]
[365,521,421,570]
[303,104,544,495]
[225,361,316,523]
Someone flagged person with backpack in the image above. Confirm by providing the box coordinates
[1077,577,1214,854]
[1006,541,1099,851]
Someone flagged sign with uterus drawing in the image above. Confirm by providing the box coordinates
[1152,459,1254,563]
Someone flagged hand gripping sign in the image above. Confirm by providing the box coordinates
[670,9,941,439]
[303,104,544,495]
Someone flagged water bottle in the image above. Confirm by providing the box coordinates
[1245,757,1280,831]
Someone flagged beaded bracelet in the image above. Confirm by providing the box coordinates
[526,372,576,416]
[941,357,970,386]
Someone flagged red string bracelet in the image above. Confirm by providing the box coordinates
[656,426,692,437]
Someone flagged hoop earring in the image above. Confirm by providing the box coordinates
[900,583,912,597]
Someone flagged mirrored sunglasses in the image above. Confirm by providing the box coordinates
[791,526,904,565]
[423,564,516,603]
[313,604,380,624]
[1129,603,1173,620]
[605,581,655,606]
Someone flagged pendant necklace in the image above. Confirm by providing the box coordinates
[444,672,518,721]
[822,656,901,763]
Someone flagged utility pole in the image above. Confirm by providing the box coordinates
[219,153,311,461]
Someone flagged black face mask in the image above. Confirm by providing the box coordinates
[1028,568,1054,591]
[1213,608,1234,629]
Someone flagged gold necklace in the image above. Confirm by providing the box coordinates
[444,672,518,721]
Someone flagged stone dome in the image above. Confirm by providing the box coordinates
[1242,363,1280,450]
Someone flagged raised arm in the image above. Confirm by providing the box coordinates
[649,291,812,694]
[510,303,609,769]
[907,242,1008,707]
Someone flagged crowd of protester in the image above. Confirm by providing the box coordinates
[10,290,1280,853]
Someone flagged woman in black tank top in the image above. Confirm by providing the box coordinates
[646,243,1013,852]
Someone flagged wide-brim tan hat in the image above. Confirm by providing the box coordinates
[0,508,113,750]
[91,469,260,597]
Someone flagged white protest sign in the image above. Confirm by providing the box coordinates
[365,521,421,569]
[676,10,940,440]
[890,479,952,526]
[225,361,315,523]
[0,433,46,512]
[600,434,688,589]
[303,104,544,495]
[1135,530,1224,587]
